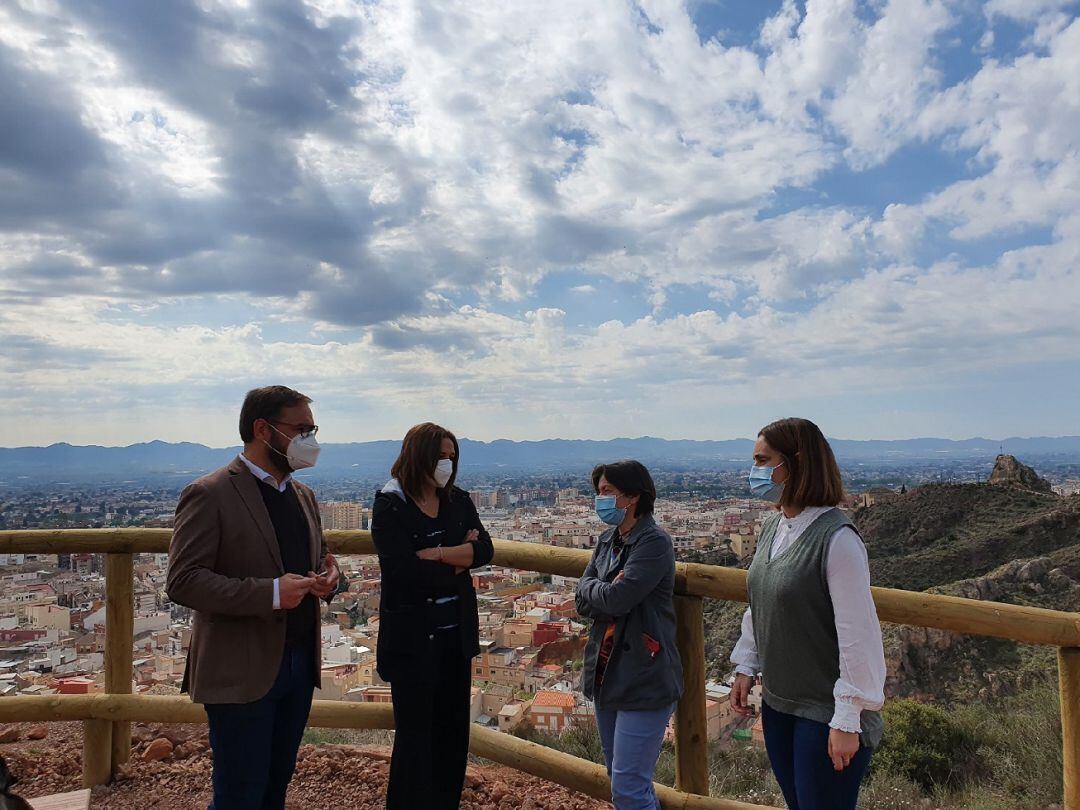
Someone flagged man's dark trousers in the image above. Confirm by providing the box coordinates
[205,644,315,810]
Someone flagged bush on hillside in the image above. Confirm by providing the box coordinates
[874,699,984,791]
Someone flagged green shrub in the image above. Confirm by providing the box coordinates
[874,699,984,791]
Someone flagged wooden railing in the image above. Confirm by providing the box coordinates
[1,528,1079,809]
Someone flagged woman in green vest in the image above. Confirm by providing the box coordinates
[729,417,885,810]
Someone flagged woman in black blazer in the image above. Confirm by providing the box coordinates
[371,422,494,810]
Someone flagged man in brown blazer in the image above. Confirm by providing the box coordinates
[166,385,340,810]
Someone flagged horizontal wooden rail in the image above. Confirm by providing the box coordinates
[0,528,170,554]
[469,722,771,810]
[4,529,1080,647]
[0,694,394,727]
[0,695,772,810]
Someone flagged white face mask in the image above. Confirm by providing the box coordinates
[433,458,454,488]
[267,425,321,471]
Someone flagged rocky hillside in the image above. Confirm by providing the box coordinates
[884,553,1080,702]
[857,459,1078,593]
[859,484,1080,592]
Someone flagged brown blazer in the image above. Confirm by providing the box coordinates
[166,456,328,704]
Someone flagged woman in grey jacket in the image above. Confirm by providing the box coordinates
[576,460,683,810]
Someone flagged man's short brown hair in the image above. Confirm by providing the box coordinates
[758,417,844,510]
[239,386,312,443]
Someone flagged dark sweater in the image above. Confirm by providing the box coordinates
[371,485,495,681]
[257,480,316,648]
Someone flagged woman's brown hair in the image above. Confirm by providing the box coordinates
[391,422,459,501]
[758,418,844,509]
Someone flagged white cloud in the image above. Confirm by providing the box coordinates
[0,0,1078,443]
[901,17,1080,238]
[984,0,1079,23]
[827,0,953,168]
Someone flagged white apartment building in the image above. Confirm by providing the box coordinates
[319,501,367,531]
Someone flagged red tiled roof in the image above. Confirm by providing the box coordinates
[531,690,575,708]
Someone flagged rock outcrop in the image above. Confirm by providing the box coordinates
[988,454,1053,493]
[884,554,1080,700]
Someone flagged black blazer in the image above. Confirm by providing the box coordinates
[371,485,495,680]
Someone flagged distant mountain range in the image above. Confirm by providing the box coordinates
[2,435,1080,484]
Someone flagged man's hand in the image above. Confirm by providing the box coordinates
[416,547,442,561]
[828,729,860,771]
[465,529,479,542]
[308,554,340,599]
[279,573,315,610]
[731,673,755,716]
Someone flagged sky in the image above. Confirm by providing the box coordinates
[1,0,1078,448]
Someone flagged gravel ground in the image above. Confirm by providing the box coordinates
[0,722,611,809]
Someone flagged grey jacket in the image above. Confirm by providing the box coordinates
[576,515,684,711]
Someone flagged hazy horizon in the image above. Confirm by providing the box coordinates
[5,432,1078,451]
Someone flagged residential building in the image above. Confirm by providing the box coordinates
[497,700,531,732]
[26,604,71,631]
[319,501,367,530]
[527,690,576,733]
[730,532,757,559]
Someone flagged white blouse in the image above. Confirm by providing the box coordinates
[729,505,886,733]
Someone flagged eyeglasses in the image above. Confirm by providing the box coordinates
[269,420,319,439]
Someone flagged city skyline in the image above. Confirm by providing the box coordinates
[2,1,1078,446]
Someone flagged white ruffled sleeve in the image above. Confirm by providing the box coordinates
[826,526,886,733]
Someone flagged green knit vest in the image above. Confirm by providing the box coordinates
[747,508,884,749]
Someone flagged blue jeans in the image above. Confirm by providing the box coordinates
[596,703,675,809]
[761,701,872,810]
[204,645,316,810]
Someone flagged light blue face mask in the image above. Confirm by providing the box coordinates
[595,495,627,526]
[748,462,784,502]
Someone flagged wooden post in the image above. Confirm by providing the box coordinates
[82,718,112,787]
[674,594,709,796]
[1060,647,1080,810]
[105,553,135,776]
